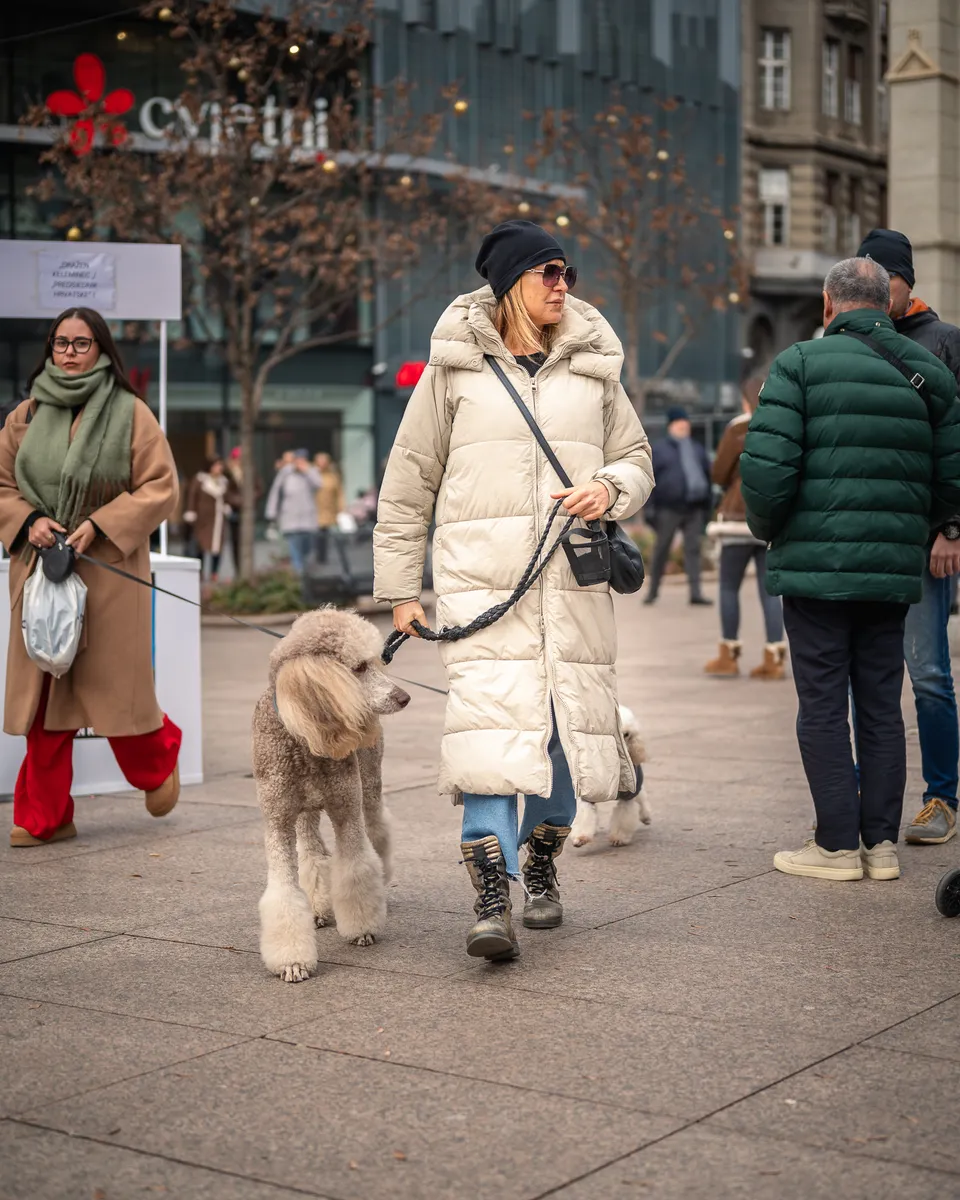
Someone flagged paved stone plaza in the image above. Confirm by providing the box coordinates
[2,584,959,1199]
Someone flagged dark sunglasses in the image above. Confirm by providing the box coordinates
[52,336,95,354]
[528,264,578,290]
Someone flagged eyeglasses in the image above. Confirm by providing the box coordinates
[52,336,95,354]
[528,264,578,291]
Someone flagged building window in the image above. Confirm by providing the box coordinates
[846,180,862,252]
[823,40,840,117]
[845,46,863,126]
[759,29,791,111]
[823,172,840,253]
[759,168,790,246]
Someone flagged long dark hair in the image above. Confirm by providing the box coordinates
[26,307,142,398]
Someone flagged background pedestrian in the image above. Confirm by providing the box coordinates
[857,228,960,846]
[644,406,712,606]
[313,451,346,564]
[182,456,230,581]
[704,380,785,679]
[264,447,321,574]
[741,258,960,883]
[0,306,183,846]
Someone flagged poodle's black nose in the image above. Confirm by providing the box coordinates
[397,688,411,708]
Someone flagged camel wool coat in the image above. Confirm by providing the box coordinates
[0,397,178,736]
[374,287,654,802]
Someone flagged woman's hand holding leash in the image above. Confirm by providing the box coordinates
[552,481,611,522]
[29,516,66,550]
[393,600,429,637]
[66,520,97,556]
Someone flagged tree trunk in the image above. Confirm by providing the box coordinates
[623,337,646,417]
[239,376,259,582]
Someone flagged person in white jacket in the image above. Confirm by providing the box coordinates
[374,221,654,961]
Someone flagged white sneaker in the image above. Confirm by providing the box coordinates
[774,839,863,881]
[861,840,901,881]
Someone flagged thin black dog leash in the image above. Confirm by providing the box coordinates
[59,542,447,695]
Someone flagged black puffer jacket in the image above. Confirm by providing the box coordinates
[895,300,960,389]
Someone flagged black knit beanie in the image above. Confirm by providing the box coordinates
[475,220,566,299]
[857,228,915,288]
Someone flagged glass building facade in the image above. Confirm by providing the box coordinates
[0,0,741,499]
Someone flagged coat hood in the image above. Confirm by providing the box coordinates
[426,285,624,383]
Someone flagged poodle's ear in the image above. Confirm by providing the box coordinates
[275,656,367,760]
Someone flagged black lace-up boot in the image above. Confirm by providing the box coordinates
[460,835,520,961]
[521,823,572,928]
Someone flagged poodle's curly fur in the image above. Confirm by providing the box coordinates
[252,608,409,982]
[570,705,652,848]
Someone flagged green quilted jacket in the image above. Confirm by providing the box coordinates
[741,308,960,604]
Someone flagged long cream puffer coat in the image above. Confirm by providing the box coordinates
[374,286,654,802]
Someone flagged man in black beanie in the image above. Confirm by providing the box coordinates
[857,228,960,847]
[475,220,566,300]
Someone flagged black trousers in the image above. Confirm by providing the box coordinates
[783,596,908,851]
[648,506,706,599]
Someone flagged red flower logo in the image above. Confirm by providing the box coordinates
[46,53,135,155]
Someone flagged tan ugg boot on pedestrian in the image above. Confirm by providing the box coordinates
[704,640,741,677]
[521,823,572,928]
[145,764,180,818]
[750,642,788,681]
[461,835,519,961]
[10,820,77,848]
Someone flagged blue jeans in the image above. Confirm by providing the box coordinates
[904,565,959,809]
[285,530,315,575]
[718,543,783,643]
[461,716,577,877]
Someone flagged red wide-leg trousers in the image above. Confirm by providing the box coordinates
[14,679,183,840]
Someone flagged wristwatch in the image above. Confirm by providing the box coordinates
[942,521,960,541]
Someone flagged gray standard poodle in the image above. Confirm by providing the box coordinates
[252,608,409,982]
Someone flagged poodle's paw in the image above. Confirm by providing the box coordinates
[314,914,333,928]
[637,789,653,825]
[571,799,599,848]
[331,849,387,943]
[279,962,312,983]
[350,932,377,947]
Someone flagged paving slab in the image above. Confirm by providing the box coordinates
[547,1124,954,1199]
[706,1043,960,1175]
[865,995,960,1063]
[24,1037,682,1200]
[0,917,113,965]
[0,995,238,1118]
[0,935,432,1036]
[270,974,852,1121]
[0,1121,314,1200]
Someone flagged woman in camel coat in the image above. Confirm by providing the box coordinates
[375,221,653,960]
[0,307,181,846]
[183,456,230,580]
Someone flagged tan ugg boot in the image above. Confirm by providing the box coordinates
[145,764,180,817]
[750,643,788,681]
[704,640,741,677]
[10,821,77,847]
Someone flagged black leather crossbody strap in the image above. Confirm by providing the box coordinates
[485,354,575,489]
[838,328,932,418]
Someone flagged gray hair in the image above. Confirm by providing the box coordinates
[824,257,890,310]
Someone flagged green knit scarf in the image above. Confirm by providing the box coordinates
[16,355,135,536]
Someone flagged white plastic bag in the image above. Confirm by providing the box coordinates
[336,511,358,534]
[21,565,87,678]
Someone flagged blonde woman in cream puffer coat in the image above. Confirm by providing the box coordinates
[374,221,654,962]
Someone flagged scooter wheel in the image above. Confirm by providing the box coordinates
[935,867,960,918]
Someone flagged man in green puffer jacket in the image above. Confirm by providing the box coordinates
[741,256,960,883]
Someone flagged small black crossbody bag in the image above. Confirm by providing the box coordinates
[485,355,645,594]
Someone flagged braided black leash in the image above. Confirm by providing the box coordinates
[381,499,575,666]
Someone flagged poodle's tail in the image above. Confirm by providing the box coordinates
[275,656,367,760]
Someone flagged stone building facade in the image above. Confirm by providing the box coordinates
[741,0,888,371]
[887,2,960,325]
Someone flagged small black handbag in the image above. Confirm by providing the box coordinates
[485,356,646,594]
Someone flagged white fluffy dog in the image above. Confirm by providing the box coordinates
[253,609,410,982]
[570,705,652,847]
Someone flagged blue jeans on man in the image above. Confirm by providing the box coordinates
[285,530,315,575]
[904,564,959,811]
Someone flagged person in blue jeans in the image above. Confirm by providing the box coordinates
[264,449,322,576]
[858,229,960,844]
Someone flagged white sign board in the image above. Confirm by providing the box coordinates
[0,239,181,321]
[38,250,117,311]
